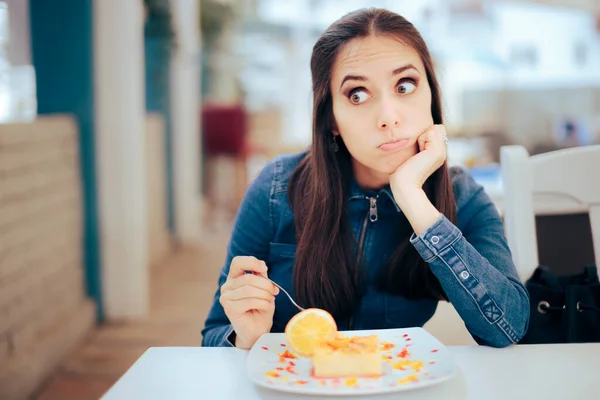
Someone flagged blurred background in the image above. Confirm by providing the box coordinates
[0,0,599,399]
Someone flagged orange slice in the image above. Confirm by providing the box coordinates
[284,308,337,357]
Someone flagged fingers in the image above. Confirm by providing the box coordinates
[224,298,273,314]
[224,285,276,302]
[221,258,280,311]
[228,273,279,294]
[228,256,268,278]
[418,125,447,153]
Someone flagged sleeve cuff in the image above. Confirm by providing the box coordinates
[203,325,237,347]
[409,214,462,262]
[223,325,236,347]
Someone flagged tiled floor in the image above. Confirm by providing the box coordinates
[33,225,231,400]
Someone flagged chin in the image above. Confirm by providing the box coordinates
[381,153,411,174]
[379,163,398,176]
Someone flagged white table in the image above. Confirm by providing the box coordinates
[102,344,600,400]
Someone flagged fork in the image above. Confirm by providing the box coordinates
[252,272,305,311]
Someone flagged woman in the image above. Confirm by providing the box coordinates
[202,8,530,349]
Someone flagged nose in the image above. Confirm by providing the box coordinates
[376,97,400,130]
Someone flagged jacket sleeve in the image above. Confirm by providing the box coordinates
[201,159,275,347]
[410,168,530,347]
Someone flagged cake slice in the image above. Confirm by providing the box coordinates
[312,333,382,378]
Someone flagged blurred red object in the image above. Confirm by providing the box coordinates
[202,103,248,156]
[201,102,252,221]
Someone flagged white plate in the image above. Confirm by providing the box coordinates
[247,327,456,396]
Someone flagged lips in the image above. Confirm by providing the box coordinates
[378,138,410,152]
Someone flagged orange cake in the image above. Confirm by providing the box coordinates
[312,333,382,378]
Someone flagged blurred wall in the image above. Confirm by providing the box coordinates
[0,116,96,400]
[463,85,600,149]
[146,113,172,266]
[4,0,31,66]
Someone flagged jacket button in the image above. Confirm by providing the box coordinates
[460,271,470,280]
[431,236,440,244]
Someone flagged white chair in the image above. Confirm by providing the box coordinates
[500,144,600,282]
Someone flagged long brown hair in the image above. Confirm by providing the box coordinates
[288,8,457,321]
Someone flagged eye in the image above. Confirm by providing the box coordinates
[397,79,417,95]
[349,90,369,104]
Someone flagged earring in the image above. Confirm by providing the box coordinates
[331,134,339,152]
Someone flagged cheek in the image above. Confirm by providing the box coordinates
[334,105,373,145]
[401,95,434,133]
[404,113,433,139]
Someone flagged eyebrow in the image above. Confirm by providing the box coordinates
[339,64,418,89]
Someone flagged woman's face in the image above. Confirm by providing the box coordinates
[330,35,434,189]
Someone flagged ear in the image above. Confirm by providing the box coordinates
[332,129,340,136]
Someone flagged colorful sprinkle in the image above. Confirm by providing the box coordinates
[281,376,289,382]
[345,377,359,388]
[278,349,297,363]
[296,380,309,385]
[397,348,410,358]
[381,342,396,350]
[398,374,419,385]
[392,361,407,371]
[431,349,438,353]
[280,343,286,347]
[412,361,424,372]
[261,346,268,351]
[402,334,409,338]
[285,365,298,375]
[405,338,412,341]
[265,371,280,378]
[392,359,425,372]
[319,380,327,386]
[282,350,297,358]
[430,361,436,365]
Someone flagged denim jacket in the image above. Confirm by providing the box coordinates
[202,151,530,348]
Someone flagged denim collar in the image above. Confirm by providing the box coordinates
[347,176,401,212]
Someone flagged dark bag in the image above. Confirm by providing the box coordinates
[519,265,600,344]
